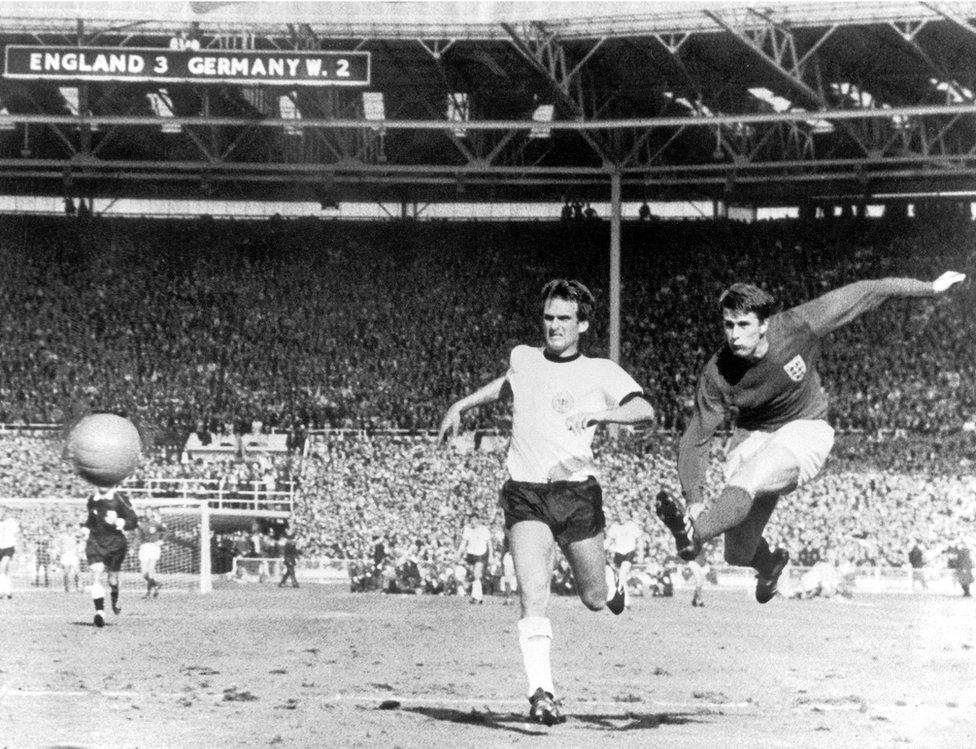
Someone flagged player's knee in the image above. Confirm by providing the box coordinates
[578,585,607,611]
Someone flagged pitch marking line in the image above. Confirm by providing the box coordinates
[1,689,960,715]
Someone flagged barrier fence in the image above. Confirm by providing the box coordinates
[227,558,968,596]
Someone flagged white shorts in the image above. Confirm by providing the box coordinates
[138,542,161,567]
[687,560,707,585]
[724,420,835,488]
[60,555,80,569]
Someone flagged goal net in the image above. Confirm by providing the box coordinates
[0,496,211,594]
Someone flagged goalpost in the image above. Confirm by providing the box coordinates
[0,496,212,594]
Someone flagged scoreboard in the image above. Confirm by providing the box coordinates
[3,45,370,86]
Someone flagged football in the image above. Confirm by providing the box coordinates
[65,413,143,488]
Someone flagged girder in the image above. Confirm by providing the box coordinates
[3,2,976,203]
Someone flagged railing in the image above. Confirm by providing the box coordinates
[122,478,295,514]
[229,556,348,583]
[223,559,969,596]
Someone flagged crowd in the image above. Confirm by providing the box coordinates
[0,214,974,436]
[1,213,975,592]
[288,431,976,589]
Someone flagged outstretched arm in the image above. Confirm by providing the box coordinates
[438,375,508,442]
[792,271,966,338]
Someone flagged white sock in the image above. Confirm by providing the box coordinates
[517,617,554,697]
[472,579,483,601]
[0,575,9,596]
[90,583,105,600]
[605,565,617,602]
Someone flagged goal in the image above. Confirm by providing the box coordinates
[0,496,212,594]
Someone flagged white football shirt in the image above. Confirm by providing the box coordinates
[506,345,643,483]
[461,524,492,556]
[0,517,19,548]
[606,520,644,555]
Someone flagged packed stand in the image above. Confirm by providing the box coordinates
[0,214,974,435]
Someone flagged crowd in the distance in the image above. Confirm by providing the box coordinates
[1,213,975,590]
[1,213,974,435]
[288,431,975,588]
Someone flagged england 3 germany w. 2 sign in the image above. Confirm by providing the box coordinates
[3,46,371,86]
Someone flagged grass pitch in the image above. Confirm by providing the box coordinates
[2,582,973,747]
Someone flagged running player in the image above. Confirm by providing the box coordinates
[278,530,300,588]
[136,509,168,598]
[457,513,492,604]
[604,509,644,609]
[84,486,138,627]
[438,278,655,725]
[54,522,83,593]
[656,270,966,604]
[0,506,19,599]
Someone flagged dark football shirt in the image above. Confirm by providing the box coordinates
[677,278,935,504]
[85,491,138,544]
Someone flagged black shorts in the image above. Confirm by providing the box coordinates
[0,546,14,560]
[613,551,636,567]
[86,535,128,572]
[465,552,488,567]
[499,476,605,547]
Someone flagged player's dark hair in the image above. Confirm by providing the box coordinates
[540,278,596,322]
[719,283,777,321]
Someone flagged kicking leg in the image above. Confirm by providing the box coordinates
[656,435,807,561]
[696,444,800,540]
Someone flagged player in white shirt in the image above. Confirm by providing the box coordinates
[0,507,20,599]
[54,522,84,593]
[457,513,493,604]
[605,510,645,609]
[439,279,656,725]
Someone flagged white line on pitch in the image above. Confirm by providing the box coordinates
[0,688,751,709]
[1,689,966,716]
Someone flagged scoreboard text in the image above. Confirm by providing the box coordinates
[3,46,370,86]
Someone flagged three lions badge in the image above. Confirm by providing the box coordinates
[783,354,807,382]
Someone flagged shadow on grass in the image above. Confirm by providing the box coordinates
[400,706,708,734]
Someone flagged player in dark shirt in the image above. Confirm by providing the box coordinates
[137,510,169,598]
[278,531,300,588]
[656,271,966,604]
[85,486,139,627]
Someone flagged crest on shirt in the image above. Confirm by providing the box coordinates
[783,354,807,382]
[551,391,575,413]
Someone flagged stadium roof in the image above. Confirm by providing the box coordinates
[4,1,976,204]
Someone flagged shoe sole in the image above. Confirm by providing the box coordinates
[756,552,790,604]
